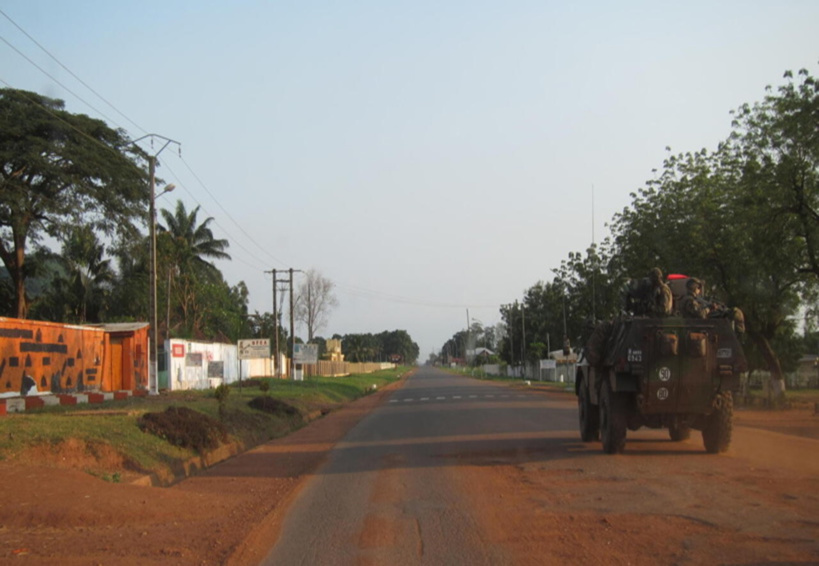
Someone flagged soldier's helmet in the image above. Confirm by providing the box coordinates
[686,278,703,292]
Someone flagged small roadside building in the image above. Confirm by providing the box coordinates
[0,317,148,397]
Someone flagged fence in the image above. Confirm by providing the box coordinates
[747,369,819,390]
[303,361,394,377]
[479,360,576,384]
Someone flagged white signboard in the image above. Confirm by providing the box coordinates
[540,359,557,370]
[293,343,319,364]
[238,339,270,360]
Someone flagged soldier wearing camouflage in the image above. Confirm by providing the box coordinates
[680,278,709,319]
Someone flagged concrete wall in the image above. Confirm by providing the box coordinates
[165,339,239,391]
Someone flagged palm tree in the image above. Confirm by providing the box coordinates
[158,200,231,337]
[159,200,230,271]
[63,226,114,323]
[31,226,114,323]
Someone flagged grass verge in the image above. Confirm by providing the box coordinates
[0,367,408,482]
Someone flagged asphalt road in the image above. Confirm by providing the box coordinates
[262,366,819,565]
[262,366,567,565]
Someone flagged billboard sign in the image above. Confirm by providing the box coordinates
[238,338,270,360]
[293,343,319,364]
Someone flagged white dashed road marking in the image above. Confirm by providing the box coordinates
[389,393,532,404]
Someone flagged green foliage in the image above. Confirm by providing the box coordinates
[157,200,236,339]
[0,368,406,480]
[214,383,230,419]
[30,225,115,323]
[0,88,148,318]
[341,330,419,363]
[485,66,819,379]
[607,69,819,379]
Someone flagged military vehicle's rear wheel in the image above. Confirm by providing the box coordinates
[600,379,627,454]
[578,375,600,441]
[668,423,691,441]
[702,391,733,453]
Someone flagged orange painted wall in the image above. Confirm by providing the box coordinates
[0,318,148,396]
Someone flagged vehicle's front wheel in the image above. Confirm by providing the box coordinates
[702,391,733,454]
[668,422,691,441]
[599,379,627,454]
[578,374,600,442]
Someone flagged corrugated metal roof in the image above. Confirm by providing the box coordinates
[86,322,149,332]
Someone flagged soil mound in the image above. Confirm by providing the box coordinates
[138,406,227,452]
[248,396,303,420]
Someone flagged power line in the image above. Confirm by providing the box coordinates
[334,282,500,310]
[0,33,123,130]
[0,77,140,164]
[0,8,148,134]
[0,26,502,315]
[159,159,281,272]
[178,155,290,267]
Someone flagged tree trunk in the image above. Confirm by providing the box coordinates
[749,330,787,406]
[12,236,27,319]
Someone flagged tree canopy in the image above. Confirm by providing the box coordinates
[341,330,419,364]
[482,67,819,385]
[0,88,148,318]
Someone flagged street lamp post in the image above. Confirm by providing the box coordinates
[135,134,180,395]
[148,154,175,395]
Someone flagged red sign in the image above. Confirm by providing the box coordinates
[172,343,186,357]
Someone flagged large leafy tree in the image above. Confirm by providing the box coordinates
[376,330,419,364]
[0,88,148,318]
[729,69,819,280]
[342,333,378,363]
[609,68,819,391]
[339,331,418,363]
[610,145,802,386]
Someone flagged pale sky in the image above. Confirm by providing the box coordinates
[2,1,818,359]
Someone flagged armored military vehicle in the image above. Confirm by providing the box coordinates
[575,275,747,454]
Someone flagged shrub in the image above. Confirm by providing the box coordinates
[214,384,230,419]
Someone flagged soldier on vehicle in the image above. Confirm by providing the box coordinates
[624,268,673,317]
[680,278,710,319]
[648,267,673,317]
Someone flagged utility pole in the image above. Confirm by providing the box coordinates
[266,269,279,378]
[273,269,277,377]
[521,304,527,376]
[509,310,515,370]
[465,308,470,365]
[267,268,294,378]
[290,268,298,378]
[134,134,180,395]
[289,268,295,377]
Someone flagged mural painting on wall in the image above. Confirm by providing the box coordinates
[0,320,105,396]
